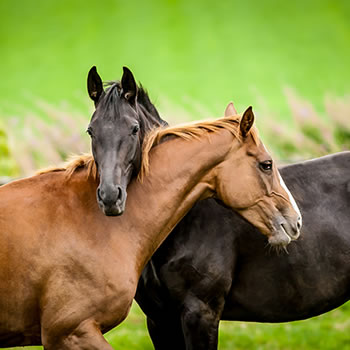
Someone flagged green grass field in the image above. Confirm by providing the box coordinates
[103,301,350,349]
[102,302,350,350]
[6,301,350,350]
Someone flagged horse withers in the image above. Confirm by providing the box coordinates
[87,66,167,215]
[0,111,300,349]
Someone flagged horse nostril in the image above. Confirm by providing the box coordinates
[97,188,104,201]
[297,217,302,231]
[116,186,123,202]
[98,185,124,207]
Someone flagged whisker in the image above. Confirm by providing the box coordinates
[283,245,289,254]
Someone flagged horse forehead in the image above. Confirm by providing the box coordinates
[92,108,136,130]
[255,140,271,157]
[245,139,270,159]
[93,94,137,122]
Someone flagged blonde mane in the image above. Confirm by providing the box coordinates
[139,115,259,181]
[37,115,259,182]
[37,153,97,180]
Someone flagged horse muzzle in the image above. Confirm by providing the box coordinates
[268,215,302,247]
[97,185,127,216]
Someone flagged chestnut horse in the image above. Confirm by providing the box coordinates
[0,114,300,348]
[136,151,350,350]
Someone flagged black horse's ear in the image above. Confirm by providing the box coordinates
[240,106,255,138]
[87,66,104,106]
[121,66,137,103]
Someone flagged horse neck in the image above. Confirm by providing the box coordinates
[120,129,238,274]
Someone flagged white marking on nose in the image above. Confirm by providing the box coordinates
[278,173,302,224]
[262,142,302,226]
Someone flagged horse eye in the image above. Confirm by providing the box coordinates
[86,128,93,137]
[260,160,273,172]
[132,124,140,135]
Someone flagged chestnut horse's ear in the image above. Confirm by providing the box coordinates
[87,66,104,106]
[121,66,137,104]
[240,106,255,138]
[224,102,238,117]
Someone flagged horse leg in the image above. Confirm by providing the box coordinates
[147,316,186,350]
[180,296,223,350]
[42,319,113,350]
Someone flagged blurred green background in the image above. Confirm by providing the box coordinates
[1,0,350,349]
[1,0,350,118]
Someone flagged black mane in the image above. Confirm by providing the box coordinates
[103,80,168,130]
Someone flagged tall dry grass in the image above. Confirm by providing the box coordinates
[260,89,350,162]
[4,100,90,176]
[1,90,349,177]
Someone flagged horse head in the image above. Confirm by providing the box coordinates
[87,66,166,216]
[216,106,302,247]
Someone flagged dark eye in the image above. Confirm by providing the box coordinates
[132,124,140,135]
[260,160,273,172]
[86,127,93,137]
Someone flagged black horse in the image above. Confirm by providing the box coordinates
[135,151,350,349]
[86,69,350,348]
[87,66,167,216]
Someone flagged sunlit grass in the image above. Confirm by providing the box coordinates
[7,302,350,350]
[218,302,350,350]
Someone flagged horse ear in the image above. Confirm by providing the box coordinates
[240,106,255,138]
[87,66,104,106]
[224,102,237,117]
[121,66,137,103]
